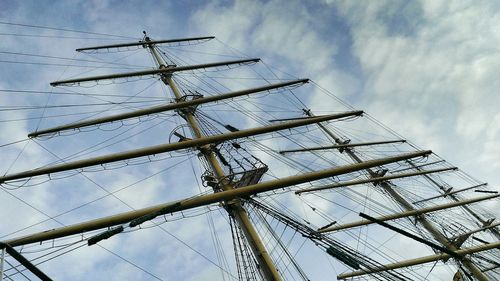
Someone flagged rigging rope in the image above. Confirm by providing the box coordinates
[0,20,136,39]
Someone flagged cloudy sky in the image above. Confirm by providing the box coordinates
[0,0,499,280]
[2,0,496,184]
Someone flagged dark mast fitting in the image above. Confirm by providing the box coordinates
[0,32,498,281]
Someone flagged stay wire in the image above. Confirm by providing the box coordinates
[0,156,194,239]
[190,158,234,279]
[258,162,413,273]
[34,51,78,132]
[213,39,306,112]
[153,222,239,280]
[3,137,31,176]
[0,32,128,40]
[32,139,135,208]
[1,185,161,281]
[5,242,86,277]
[3,157,198,281]
[0,89,166,100]
[44,79,158,132]
[0,21,135,39]
[98,246,163,280]
[0,138,28,148]
[25,141,237,279]
[252,206,309,281]
[0,60,140,69]
[0,99,164,112]
[3,259,31,281]
[34,116,165,167]
[61,48,144,80]
[0,50,149,67]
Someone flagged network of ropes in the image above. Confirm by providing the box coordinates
[0,22,498,281]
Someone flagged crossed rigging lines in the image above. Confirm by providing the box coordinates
[0,23,496,280]
[0,24,185,280]
[0,27,315,280]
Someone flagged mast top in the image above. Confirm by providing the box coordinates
[75,35,215,52]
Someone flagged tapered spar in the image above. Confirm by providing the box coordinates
[337,241,500,279]
[3,150,431,246]
[296,167,458,194]
[50,58,260,86]
[29,79,309,137]
[318,193,499,233]
[0,111,362,183]
[75,36,215,52]
[279,139,406,154]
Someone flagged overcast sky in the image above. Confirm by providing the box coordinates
[0,0,499,280]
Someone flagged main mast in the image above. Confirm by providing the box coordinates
[145,35,282,281]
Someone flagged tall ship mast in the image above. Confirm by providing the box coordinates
[0,32,498,281]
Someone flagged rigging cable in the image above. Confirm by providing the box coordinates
[58,48,144,81]
[0,156,193,239]
[0,100,165,112]
[0,21,135,39]
[0,50,149,67]
[0,60,141,69]
[0,32,128,40]
[2,137,31,176]
[2,151,237,280]
[190,157,234,280]
[251,206,309,281]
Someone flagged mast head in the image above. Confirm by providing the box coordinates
[142,30,151,42]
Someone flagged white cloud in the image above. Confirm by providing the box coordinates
[332,0,500,188]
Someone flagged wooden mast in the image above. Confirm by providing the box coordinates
[145,37,283,281]
[303,110,493,281]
